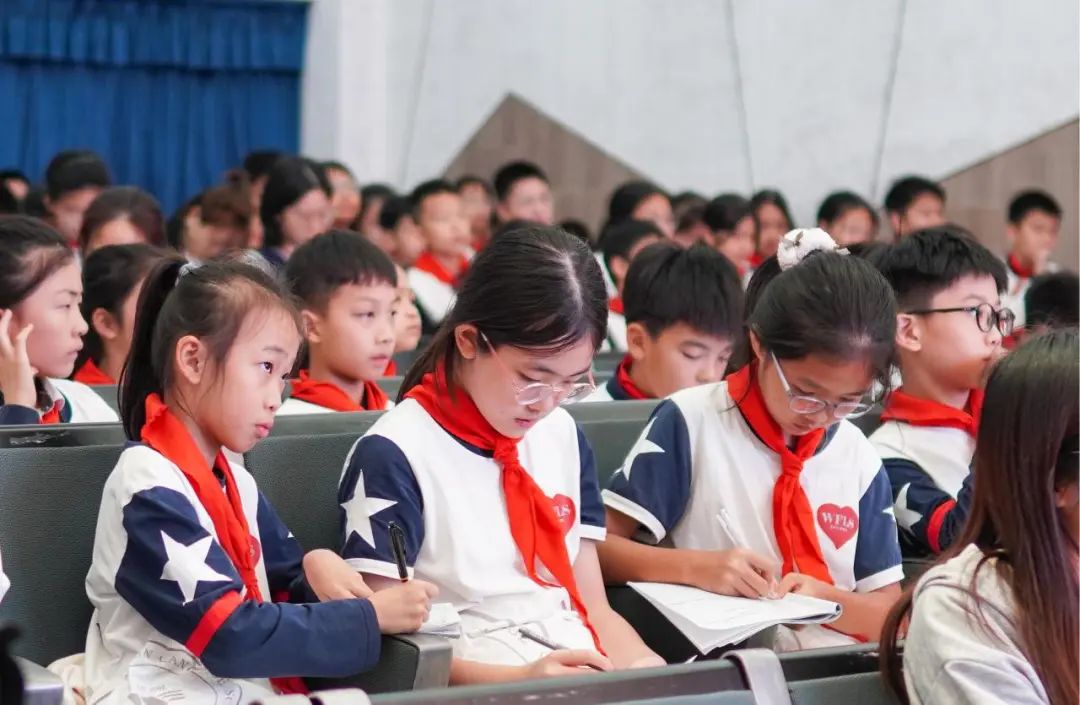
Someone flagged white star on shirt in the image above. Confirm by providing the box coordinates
[893,483,924,529]
[619,419,665,480]
[342,471,398,549]
[159,532,231,605]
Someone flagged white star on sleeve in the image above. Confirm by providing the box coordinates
[619,419,665,480]
[159,532,232,605]
[893,483,924,530]
[342,470,398,548]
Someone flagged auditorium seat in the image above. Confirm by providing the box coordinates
[0,441,452,694]
[592,351,624,373]
[89,385,120,414]
[378,376,403,399]
[566,400,657,486]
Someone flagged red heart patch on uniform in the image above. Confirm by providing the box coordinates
[816,504,858,549]
[549,494,577,536]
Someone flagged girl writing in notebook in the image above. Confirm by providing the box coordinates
[0,215,118,424]
[880,330,1078,705]
[82,257,435,705]
[599,229,904,651]
[338,225,663,683]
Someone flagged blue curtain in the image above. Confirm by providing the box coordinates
[0,0,309,213]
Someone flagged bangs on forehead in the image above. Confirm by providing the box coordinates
[220,278,302,336]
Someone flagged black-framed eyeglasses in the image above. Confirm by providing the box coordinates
[905,303,1015,337]
[770,352,874,419]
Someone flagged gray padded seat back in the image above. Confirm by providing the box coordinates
[568,400,657,487]
[789,672,900,704]
[0,445,123,664]
[89,385,119,413]
[246,432,367,553]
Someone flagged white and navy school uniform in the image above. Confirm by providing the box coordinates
[408,267,456,331]
[277,398,394,416]
[83,445,380,705]
[0,378,118,425]
[870,420,973,557]
[338,399,607,665]
[582,372,638,403]
[603,383,903,651]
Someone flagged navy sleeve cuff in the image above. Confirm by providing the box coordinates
[0,404,40,425]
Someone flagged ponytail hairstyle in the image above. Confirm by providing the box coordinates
[399,225,607,401]
[0,215,74,310]
[76,244,168,373]
[740,229,896,393]
[881,329,1079,705]
[119,256,301,440]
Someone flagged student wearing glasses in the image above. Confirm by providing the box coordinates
[336,226,663,683]
[869,227,1010,558]
[598,229,905,652]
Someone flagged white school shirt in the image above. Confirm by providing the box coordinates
[407,267,456,327]
[603,382,903,650]
[904,544,1049,705]
[1003,258,1060,329]
[338,399,607,665]
[870,421,974,555]
[84,446,379,705]
[277,397,394,416]
[49,378,119,423]
[607,311,628,352]
[0,547,8,604]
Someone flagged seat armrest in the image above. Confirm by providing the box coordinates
[306,633,453,694]
[16,658,64,705]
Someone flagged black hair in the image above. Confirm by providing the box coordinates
[703,193,752,235]
[356,183,396,230]
[493,161,548,202]
[21,187,48,219]
[1026,272,1079,329]
[260,157,332,248]
[491,219,538,241]
[607,180,668,228]
[78,187,166,252]
[676,203,707,234]
[242,150,284,182]
[0,183,18,215]
[77,244,167,371]
[44,150,110,200]
[0,215,75,309]
[845,241,890,264]
[378,195,414,232]
[624,241,743,340]
[817,190,878,227]
[455,175,493,195]
[0,169,29,186]
[750,189,794,228]
[599,219,665,274]
[745,251,897,391]
[671,191,706,215]
[883,175,945,215]
[873,225,1007,309]
[1008,189,1062,224]
[166,195,202,250]
[285,230,397,312]
[409,179,457,220]
[120,257,301,439]
[558,219,592,246]
[399,225,606,401]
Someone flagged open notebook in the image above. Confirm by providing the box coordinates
[629,582,842,653]
[418,603,462,638]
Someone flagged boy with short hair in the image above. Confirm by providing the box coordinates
[492,160,555,226]
[1003,190,1062,329]
[281,230,398,414]
[585,241,743,401]
[600,220,665,351]
[406,179,471,332]
[44,149,111,245]
[870,227,1009,556]
[378,195,426,268]
[883,175,945,240]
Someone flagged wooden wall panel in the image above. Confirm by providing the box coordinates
[942,119,1078,269]
[442,93,643,240]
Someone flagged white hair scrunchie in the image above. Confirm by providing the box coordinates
[775,227,849,271]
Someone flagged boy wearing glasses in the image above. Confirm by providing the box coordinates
[871,226,1010,557]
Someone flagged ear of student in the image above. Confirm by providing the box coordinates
[91,307,121,341]
[300,309,322,343]
[174,334,208,385]
[894,313,922,352]
[454,323,481,360]
[626,322,650,362]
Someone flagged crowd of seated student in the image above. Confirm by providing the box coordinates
[0,146,1076,705]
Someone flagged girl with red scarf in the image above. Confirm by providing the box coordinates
[338,227,662,684]
[82,258,434,705]
[600,230,905,651]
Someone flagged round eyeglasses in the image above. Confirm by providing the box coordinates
[480,332,596,406]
